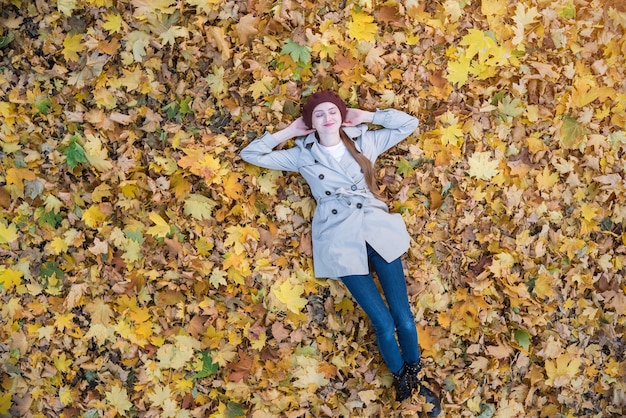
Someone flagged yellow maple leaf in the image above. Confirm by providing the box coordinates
[156,336,200,369]
[488,252,515,277]
[204,65,227,98]
[248,76,274,100]
[467,151,500,180]
[84,134,114,172]
[0,267,22,291]
[159,25,189,46]
[535,166,559,190]
[62,33,86,62]
[85,298,114,325]
[186,0,222,15]
[53,352,73,373]
[47,236,69,255]
[105,384,133,414]
[512,4,539,45]
[440,123,464,147]
[545,353,581,387]
[272,280,307,314]
[147,212,171,238]
[132,0,177,18]
[0,102,16,128]
[82,205,107,228]
[559,237,586,260]
[6,168,36,193]
[255,170,280,196]
[123,240,143,263]
[0,222,18,244]
[223,172,243,200]
[224,225,259,255]
[348,10,378,42]
[57,0,77,16]
[59,385,73,406]
[148,384,173,408]
[446,54,471,87]
[102,13,123,33]
[92,183,112,203]
[177,148,221,181]
[184,194,217,221]
[533,271,557,299]
[580,203,601,221]
[0,392,11,415]
[481,0,507,17]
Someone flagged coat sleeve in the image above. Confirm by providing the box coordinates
[359,109,419,160]
[240,132,301,172]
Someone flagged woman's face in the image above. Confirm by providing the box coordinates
[311,102,342,135]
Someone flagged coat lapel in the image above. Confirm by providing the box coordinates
[305,133,355,178]
[304,127,361,179]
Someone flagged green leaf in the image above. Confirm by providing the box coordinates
[490,91,506,106]
[281,39,311,65]
[477,403,496,418]
[395,158,416,176]
[560,3,576,19]
[36,208,63,228]
[194,350,219,378]
[498,96,523,118]
[0,31,14,49]
[40,261,64,280]
[163,101,180,119]
[83,409,99,418]
[514,329,531,350]
[560,114,586,149]
[184,194,217,220]
[225,402,245,418]
[63,135,88,169]
[179,97,193,116]
[35,97,52,114]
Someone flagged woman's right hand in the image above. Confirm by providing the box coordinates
[274,117,315,143]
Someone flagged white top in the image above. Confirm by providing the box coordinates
[320,140,347,162]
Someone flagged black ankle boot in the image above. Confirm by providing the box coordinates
[405,362,421,390]
[405,362,442,417]
[418,384,442,416]
[392,365,412,402]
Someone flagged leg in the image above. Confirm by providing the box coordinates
[368,247,442,415]
[367,245,420,364]
[340,273,405,374]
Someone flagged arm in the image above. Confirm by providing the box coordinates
[356,108,419,158]
[240,117,314,171]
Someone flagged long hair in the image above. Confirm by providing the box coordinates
[339,129,385,200]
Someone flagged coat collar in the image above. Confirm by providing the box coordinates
[301,127,365,177]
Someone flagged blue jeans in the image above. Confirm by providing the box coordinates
[340,244,420,374]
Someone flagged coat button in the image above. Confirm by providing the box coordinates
[356,203,363,209]
[319,174,325,179]
[325,191,331,195]
[331,209,338,214]
[351,185,357,191]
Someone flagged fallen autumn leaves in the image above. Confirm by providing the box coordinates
[0,0,625,417]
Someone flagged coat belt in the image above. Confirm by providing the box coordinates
[318,187,371,205]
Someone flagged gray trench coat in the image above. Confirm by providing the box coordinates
[240,109,419,278]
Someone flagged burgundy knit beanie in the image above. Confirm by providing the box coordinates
[302,91,348,129]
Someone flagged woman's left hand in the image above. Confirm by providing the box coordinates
[343,108,375,126]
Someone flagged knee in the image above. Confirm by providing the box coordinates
[395,316,417,334]
[370,313,396,338]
